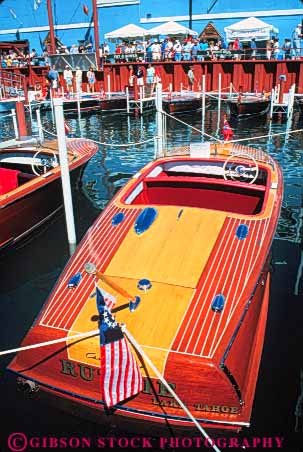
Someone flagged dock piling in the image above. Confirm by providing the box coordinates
[155,83,163,158]
[36,109,44,143]
[107,74,111,99]
[11,109,18,139]
[217,73,222,135]
[126,87,130,114]
[201,75,206,142]
[53,97,77,256]
[15,100,28,139]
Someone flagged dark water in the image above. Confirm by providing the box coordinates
[0,104,303,451]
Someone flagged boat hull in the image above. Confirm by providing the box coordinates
[8,268,271,432]
[0,139,98,253]
[99,95,127,112]
[0,167,80,252]
[227,99,270,118]
[162,95,202,114]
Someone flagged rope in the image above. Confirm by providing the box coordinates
[41,127,156,147]
[160,109,222,143]
[0,323,221,449]
[123,326,221,452]
[227,127,303,144]
[89,137,156,147]
[0,112,14,119]
[0,330,99,356]
[41,111,303,149]
[42,127,57,137]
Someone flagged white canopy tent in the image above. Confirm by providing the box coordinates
[146,21,198,37]
[224,17,279,42]
[104,23,147,42]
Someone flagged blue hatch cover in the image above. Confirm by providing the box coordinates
[67,272,82,289]
[211,294,225,312]
[236,224,249,240]
[134,207,158,235]
[112,212,125,226]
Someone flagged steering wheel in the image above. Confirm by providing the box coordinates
[223,152,259,184]
[31,149,58,176]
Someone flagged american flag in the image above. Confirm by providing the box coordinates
[96,287,143,408]
[96,285,116,311]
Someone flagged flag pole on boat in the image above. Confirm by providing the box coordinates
[53,97,77,255]
[122,325,221,452]
[0,325,220,452]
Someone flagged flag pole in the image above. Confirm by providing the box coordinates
[122,325,221,452]
[84,262,137,302]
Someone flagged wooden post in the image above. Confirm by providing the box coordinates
[92,0,100,71]
[201,75,206,142]
[47,0,56,54]
[11,109,18,139]
[155,83,163,158]
[15,101,28,138]
[53,97,77,256]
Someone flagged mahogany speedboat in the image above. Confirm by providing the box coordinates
[8,142,283,432]
[162,91,204,114]
[99,92,128,113]
[29,94,101,115]
[0,138,98,253]
[227,95,270,119]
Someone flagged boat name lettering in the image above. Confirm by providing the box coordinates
[194,403,239,414]
[152,397,180,408]
[60,359,96,381]
[142,378,176,398]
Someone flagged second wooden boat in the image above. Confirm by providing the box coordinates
[162,91,204,114]
[0,138,98,253]
[227,95,270,118]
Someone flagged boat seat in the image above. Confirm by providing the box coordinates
[130,174,266,214]
[146,174,267,191]
[18,172,36,186]
[0,168,20,195]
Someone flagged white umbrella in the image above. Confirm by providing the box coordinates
[146,21,198,37]
[224,17,279,42]
[104,23,147,42]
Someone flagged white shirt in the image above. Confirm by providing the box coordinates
[64,69,73,80]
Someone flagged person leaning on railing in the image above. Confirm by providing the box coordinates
[282,38,292,60]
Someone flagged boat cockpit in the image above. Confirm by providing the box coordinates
[0,147,59,195]
[123,156,269,216]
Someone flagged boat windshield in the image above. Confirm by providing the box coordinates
[123,160,268,216]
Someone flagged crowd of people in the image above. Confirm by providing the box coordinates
[0,47,50,68]
[111,32,303,63]
[1,22,303,68]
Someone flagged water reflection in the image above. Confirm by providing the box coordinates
[2,103,302,244]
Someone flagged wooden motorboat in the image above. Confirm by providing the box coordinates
[61,94,101,114]
[29,94,101,115]
[8,142,283,432]
[100,91,154,114]
[227,95,270,118]
[0,138,98,253]
[162,91,204,114]
[296,97,303,114]
[99,92,128,113]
